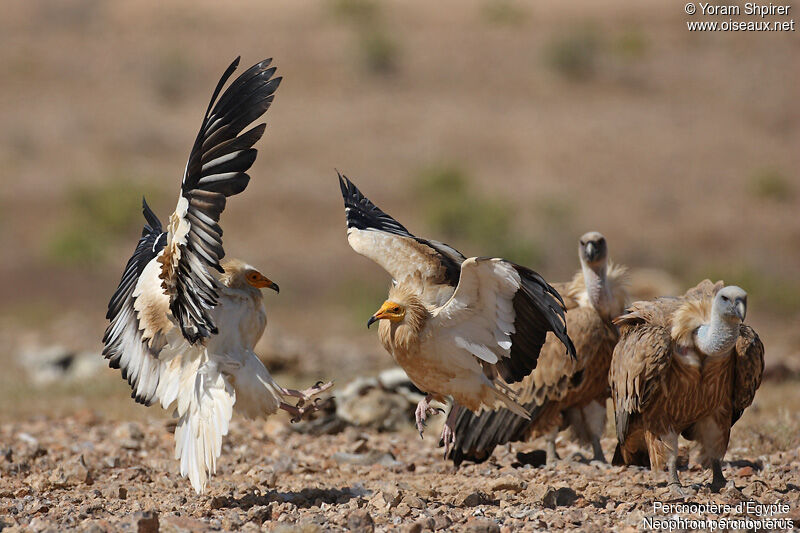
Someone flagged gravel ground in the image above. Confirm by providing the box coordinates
[1,410,797,532]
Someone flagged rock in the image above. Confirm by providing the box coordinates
[401,494,426,509]
[402,522,423,533]
[271,524,322,533]
[49,456,92,487]
[337,388,409,430]
[395,503,411,517]
[371,488,402,510]
[464,517,501,533]
[28,517,55,532]
[246,504,273,525]
[26,473,49,492]
[81,519,113,533]
[135,511,159,533]
[515,450,547,467]
[209,496,229,510]
[402,518,434,533]
[433,515,452,530]
[738,466,754,477]
[347,509,374,533]
[331,450,402,467]
[542,487,579,508]
[114,423,145,451]
[490,476,525,493]
[17,346,104,386]
[742,480,768,498]
[462,491,491,507]
[349,440,368,454]
[160,515,210,533]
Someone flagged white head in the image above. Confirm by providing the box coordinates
[579,231,608,271]
[712,286,747,324]
[220,258,279,293]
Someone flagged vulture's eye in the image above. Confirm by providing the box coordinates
[392,307,401,313]
[721,295,729,302]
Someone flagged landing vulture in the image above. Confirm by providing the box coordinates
[338,173,575,455]
[103,57,331,493]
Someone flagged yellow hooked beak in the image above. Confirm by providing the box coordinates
[247,272,280,292]
[367,300,403,328]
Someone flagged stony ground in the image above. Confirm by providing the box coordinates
[1,406,798,533]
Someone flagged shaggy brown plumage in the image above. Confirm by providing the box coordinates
[609,279,764,495]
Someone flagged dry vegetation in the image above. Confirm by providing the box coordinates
[0,0,798,530]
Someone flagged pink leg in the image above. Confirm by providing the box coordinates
[414,395,444,439]
[281,380,334,407]
[279,380,334,422]
[439,405,459,458]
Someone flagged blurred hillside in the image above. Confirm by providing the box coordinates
[0,0,798,418]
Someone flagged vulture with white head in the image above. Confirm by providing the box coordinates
[447,232,628,465]
[609,280,763,495]
[338,174,576,456]
[103,57,331,493]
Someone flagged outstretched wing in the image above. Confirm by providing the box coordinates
[609,322,673,445]
[159,57,281,343]
[431,257,574,385]
[338,173,464,304]
[732,324,764,425]
[448,306,608,465]
[102,198,169,405]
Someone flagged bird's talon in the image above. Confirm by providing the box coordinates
[668,483,687,499]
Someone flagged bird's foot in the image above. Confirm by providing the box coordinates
[414,396,443,439]
[280,397,325,424]
[440,422,455,459]
[668,482,688,500]
[282,380,334,408]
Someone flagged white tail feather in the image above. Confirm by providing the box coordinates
[173,362,235,494]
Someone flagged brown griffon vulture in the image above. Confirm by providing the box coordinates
[609,280,764,495]
[102,58,331,493]
[447,232,628,465]
[338,174,576,456]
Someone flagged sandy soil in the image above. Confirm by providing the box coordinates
[1,378,798,533]
[0,1,798,531]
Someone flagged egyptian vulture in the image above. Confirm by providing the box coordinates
[102,58,331,494]
[447,232,628,465]
[609,280,764,495]
[338,174,575,456]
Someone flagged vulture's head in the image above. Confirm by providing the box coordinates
[367,284,426,330]
[220,259,279,293]
[368,300,405,327]
[713,286,747,323]
[579,231,608,268]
